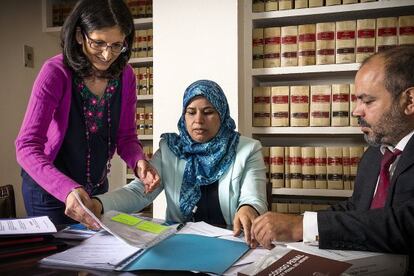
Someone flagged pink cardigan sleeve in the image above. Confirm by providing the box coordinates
[15,58,81,203]
[116,64,146,170]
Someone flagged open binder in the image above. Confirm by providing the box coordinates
[40,228,249,274]
[100,210,177,249]
[70,190,176,249]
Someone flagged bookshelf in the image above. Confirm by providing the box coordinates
[242,0,414,209]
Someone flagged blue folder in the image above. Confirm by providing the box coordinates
[120,234,249,274]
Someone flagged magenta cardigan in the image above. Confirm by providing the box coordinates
[15,54,145,202]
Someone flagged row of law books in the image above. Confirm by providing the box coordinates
[271,201,333,214]
[133,66,153,96]
[136,105,153,135]
[132,29,153,58]
[253,84,358,127]
[50,0,152,27]
[253,15,414,68]
[51,1,76,27]
[262,146,366,190]
[252,0,377,12]
[125,0,152,19]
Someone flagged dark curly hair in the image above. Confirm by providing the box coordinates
[362,46,414,99]
[60,0,134,79]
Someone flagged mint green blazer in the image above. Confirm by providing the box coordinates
[98,136,268,225]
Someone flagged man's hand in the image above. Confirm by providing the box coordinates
[65,188,102,230]
[135,159,160,193]
[233,205,259,247]
[251,212,303,249]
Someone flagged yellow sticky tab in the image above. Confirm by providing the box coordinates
[136,221,168,234]
[111,214,142,226]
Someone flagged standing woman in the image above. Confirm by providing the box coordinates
[15,0,159,224]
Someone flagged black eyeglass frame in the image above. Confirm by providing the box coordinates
[83,32,128,54]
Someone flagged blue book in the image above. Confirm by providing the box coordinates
[118,234,249,274]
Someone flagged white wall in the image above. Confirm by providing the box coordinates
[152,0,240,219]
[0,0,60,217]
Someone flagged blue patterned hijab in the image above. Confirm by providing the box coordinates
[161,80,240,218]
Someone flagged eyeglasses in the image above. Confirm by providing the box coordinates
[83,32,127,54]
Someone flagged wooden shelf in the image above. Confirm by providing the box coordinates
[252,127,362,135]
[252,0,414,27]
[252,63,359,82]
[272,188,353,198]
[138,94,153,101]
[139,135,153,140]
[129,57,153,65]
[133,17,153,29]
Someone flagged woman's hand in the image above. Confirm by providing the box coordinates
[65,188,102,230]
[233,205,259,248]
[135,159,160,193]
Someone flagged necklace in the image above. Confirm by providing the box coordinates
[76,78,118,193]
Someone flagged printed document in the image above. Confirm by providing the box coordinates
[0,216,56,235]
[41,231,140,271]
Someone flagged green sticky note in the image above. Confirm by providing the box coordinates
[136,221,168,234]
[111,213,142,226]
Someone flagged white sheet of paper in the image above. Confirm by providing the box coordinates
[40,231,141,270]
[178,221,233,237]
[0,216,56,235]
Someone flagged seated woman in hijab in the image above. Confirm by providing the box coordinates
[69,79,267,246]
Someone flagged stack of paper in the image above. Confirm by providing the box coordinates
[40,220,250,274]
[0,216,65,259]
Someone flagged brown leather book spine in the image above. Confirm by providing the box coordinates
[331,84,350,127]
[302,147,316,189]
[316,22,335,65]
[298,24,316,66]
[315,147,327,189]
[290,86,309,126]
[264,27,281,68]
[253,87,271,126]
[265,0,278,11]
[289,147,302,188]
[271,86,289,126]
[270,147,285,188]
[281,26,298,67]
[356,19,376,63]
[336,20,356,64]
[399,15,414,46]
[310,85,331,127]
[253,28,264,68]
[376,17,398,52]
[327,147,343,190]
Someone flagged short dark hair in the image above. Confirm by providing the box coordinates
[362,46,414,99]
[60,0,134,79]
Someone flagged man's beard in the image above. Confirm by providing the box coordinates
[358,103,408,147]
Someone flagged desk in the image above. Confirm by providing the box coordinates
[0,241,206,276]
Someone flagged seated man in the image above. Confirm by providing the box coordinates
[251,46,414,274]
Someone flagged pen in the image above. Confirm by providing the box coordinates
[191,206,198,222]
[176,223,186,231]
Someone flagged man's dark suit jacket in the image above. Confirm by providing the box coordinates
[317,134,414,274]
